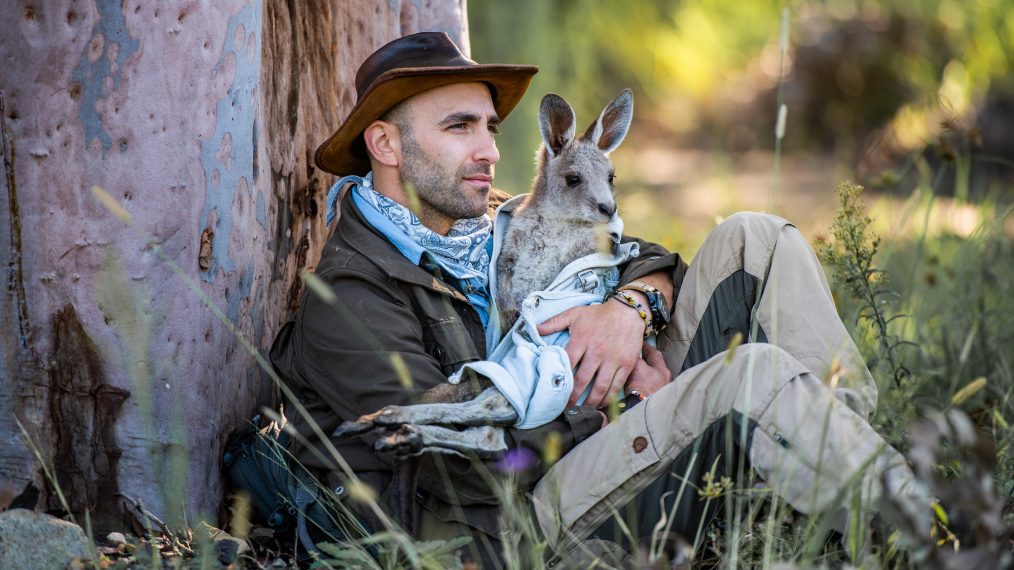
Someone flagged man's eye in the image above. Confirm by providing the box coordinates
[565,175,581,187]
[488,124,500,135]
[449,123,467,130]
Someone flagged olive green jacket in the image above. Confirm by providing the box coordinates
[269,188,686,536]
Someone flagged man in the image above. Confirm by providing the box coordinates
[270,32,929,566]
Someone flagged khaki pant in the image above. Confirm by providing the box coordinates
[532,212,927,551]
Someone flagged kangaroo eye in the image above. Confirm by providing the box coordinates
[608,173,615,184]
[565,175,581,187]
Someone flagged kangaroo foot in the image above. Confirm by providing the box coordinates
[333,388,519,438]
[374,424,508,459]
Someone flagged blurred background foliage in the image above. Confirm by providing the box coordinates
[470,0,1014,251]
[470,4,1014,560]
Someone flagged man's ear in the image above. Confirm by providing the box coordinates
[363,120,400,168]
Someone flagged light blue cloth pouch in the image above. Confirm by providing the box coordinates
[450,231,640,429]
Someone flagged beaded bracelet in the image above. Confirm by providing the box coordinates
[617,282,670,332]
[611,290,654,338]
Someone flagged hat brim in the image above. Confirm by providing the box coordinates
[314,64,538,176]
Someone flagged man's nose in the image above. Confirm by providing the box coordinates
[475,129,500,164]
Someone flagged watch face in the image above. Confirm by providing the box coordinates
[656,295,670,323]
[646,290,669,324]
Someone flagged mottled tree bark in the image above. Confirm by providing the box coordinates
[0,0,468,528]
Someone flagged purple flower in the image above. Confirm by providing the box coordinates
[494,447,538,473]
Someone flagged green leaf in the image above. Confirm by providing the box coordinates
[951,377,987,406]
[414,536,472,556]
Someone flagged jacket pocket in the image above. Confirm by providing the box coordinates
[422,318,480,376]
[416,489,503,539]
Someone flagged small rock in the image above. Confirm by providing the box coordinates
[248,527,274,541]
[106,531,127,545]
[216,539,239,565]
[196,521,250,558]
[0,509,94,569]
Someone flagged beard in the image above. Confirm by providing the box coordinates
[400,134,491,222]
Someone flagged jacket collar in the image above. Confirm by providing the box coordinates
[334,191,469,303]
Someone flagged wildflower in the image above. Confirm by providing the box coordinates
[698,470,732,500]
[494,447,538,473]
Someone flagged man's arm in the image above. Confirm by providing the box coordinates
[538,235,687,407]
[617,235,687,302]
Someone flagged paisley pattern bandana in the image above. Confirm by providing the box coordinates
[326,173,492,286]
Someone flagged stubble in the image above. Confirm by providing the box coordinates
[399,132,490,224]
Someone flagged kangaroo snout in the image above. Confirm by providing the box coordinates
[597,201,617,218]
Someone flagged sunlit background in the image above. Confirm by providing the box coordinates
[469,0,1014,253]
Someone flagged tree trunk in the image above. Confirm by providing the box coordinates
[0,0,468,530]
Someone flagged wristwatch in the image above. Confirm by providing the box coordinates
[617,282,670,332]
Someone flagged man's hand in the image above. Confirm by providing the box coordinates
[538,298,645,407]
[625,342,672,397]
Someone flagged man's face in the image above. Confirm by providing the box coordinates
[395,83,501,228]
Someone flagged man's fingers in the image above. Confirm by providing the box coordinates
[641,342,672,382]
[586,364,627,408]
[642,342,666,366]
[612,366,632,396]
[584,370,609,408]
[570,357,599,405]
[575,365,596,392]
[566,343,587,380]
[537,308,576,335]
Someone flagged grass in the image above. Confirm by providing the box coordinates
[296,106,1012,568]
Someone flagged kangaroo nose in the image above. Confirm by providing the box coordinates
[598,202,617,217]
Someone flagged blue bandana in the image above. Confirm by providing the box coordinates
[325,174,492,290]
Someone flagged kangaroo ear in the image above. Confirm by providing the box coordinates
[581,88,634,153]
[539,93,576,157]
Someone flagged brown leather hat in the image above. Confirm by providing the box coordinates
[314,32,538,176]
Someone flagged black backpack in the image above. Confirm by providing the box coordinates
[223,417,374,559]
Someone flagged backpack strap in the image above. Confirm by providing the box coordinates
[292,482,322,556]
